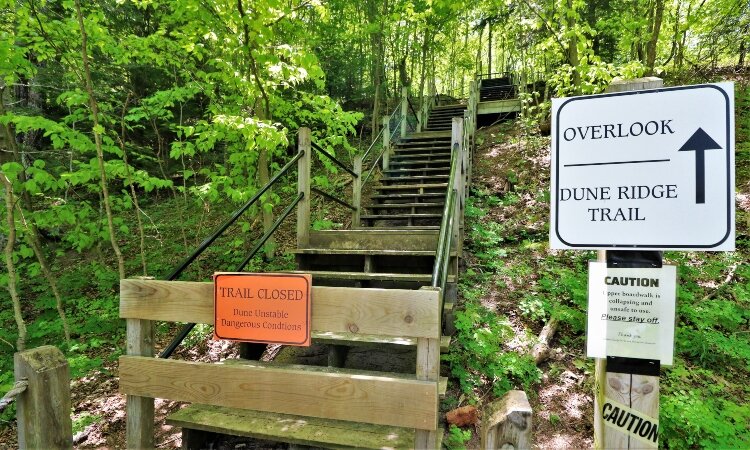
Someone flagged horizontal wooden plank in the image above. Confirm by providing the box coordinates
[120,356,438,430]
[120,280,440,339]
[167,404,416,449]
[308,229,438,251]
[311,331,451,352]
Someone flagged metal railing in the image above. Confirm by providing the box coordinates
[431,143,459,292]
[160,150,306,358]
[160,129,360,358]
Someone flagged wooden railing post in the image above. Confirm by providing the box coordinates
[421,95,430,131]
[401,86,409,138]
[594,77,664,450]
[382,115,391,171]
[297,127,311,248]
[415,286,441,449]
[451,117,464,256]
[352,155,362,228]
[125,318,154,449]
[14,346,73,450]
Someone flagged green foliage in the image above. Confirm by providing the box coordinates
[444,424,472,450]
[445,296,541,398]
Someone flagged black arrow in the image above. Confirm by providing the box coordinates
[678,128,722,204]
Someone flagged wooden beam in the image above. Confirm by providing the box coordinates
[352,155,362,227]
[415,287,441,449]
[382,115,391,170]
[297,128,311,248]
[167,404,416,450]
[401,86,409,138]
[125,319,154,449]
[120,280,440,339]
[595,77,664,450]
[14,346,73,450]
[119,356,438,430]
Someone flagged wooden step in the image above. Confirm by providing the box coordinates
[308,229,438,251]
[360,214,442,222]
[380,175,449,183]
[355,224,441,230]
[374,183,448,192]
[382,167,449,175]
[432,105,466,111]
[391,153,451,160]
[291,248,446,256]
[392,146,451,152]
[389,159,451,166]
[284,270,453,283]
[368,202,444,209]
[168,400,444,449]
[369,193,446,201]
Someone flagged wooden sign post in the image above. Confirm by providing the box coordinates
[551,75,736,448]
[594,78,664,450]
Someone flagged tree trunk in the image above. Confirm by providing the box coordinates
[418,28,430,110]
[1,172,27,351]
[367,0,386,136]
[739,23,749,66]
[238,0,275,260]
[487,21,492,76]
[566,0,581,92]
[119,96,148,276]
[75,0,126,280]
[645,0,665,75]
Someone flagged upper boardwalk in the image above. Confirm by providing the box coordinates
[476,72,522,116]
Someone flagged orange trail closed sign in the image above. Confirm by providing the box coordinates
[214,273,311,346]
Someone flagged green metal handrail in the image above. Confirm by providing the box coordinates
[361,105,400,163]
[160,150,305,358]
[310,141,358,178]
[362,115,403,186]
[432,143,460,288]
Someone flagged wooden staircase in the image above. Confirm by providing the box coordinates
[479,76,517,101]
[120,96,476,450]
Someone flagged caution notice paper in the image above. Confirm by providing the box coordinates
[587,262,676,365]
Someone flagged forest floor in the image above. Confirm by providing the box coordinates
[446,87,749,448]
[450,121,595,448]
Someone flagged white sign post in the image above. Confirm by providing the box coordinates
[551,83,735,250]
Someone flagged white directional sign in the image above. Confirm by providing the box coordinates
[551,83,734,250]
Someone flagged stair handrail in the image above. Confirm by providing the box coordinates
[362,115,403,186]
[161,123,365,357]
[407,97,420,132]
[164,150,305,282]
[160,148,306,358]
[310,141,358,178]
[431,142,460,291]
[361,105,400,163]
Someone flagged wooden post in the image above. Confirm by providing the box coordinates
[382,115,391,171]
[418,95,426,133]
[481,390,532,450]
[451,117,463,256]
[297,127,311,248]
[14,346,73,450]
[401,86,408,138]
[126,318,154,449]
[415,286,441,449]
[594,77,664,450]
[352,155,362,228]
